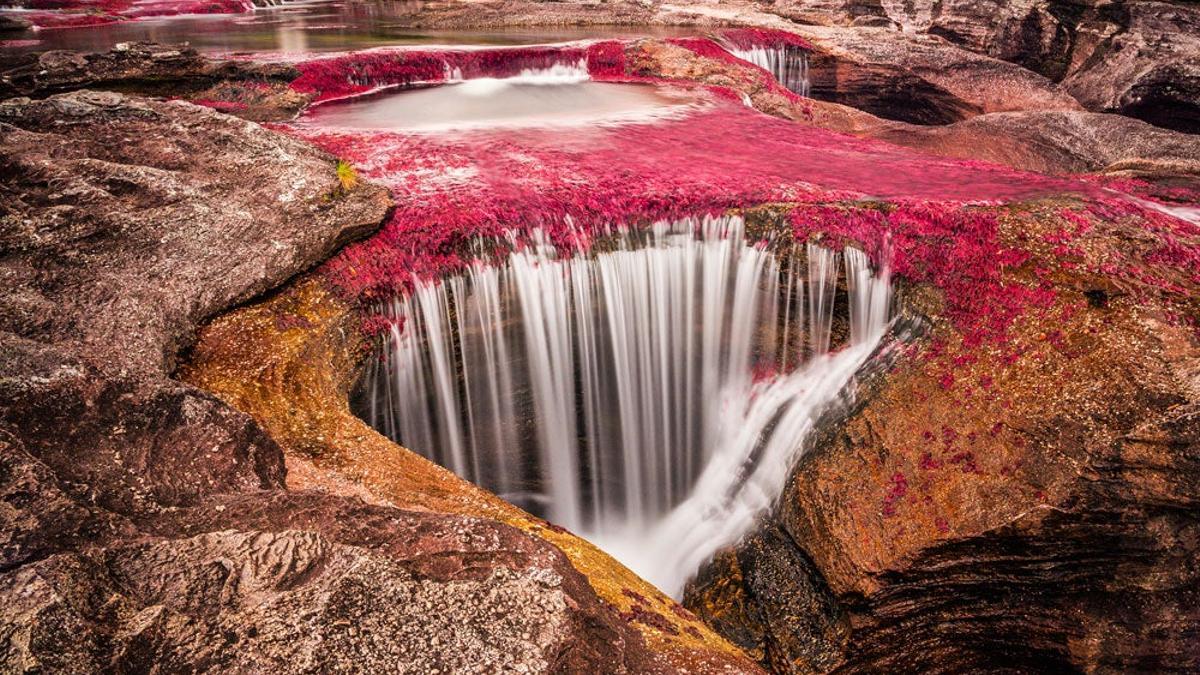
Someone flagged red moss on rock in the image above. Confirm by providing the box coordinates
[276,42,1200,357]
[8,0,252,29]
[718,27,814,51]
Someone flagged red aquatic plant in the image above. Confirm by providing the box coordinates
[718,27,815,51]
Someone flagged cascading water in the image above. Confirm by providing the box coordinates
[356,215,891,596]
[727,45,811,97]
[303,57,695,132]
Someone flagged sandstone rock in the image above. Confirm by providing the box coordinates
[177,276,768,673]
[1062,2,1200,134]
[1,492,662,673]
[866,109,1200,181]
[792,25,1081,124]
[0,90,388,380]
[0,90,673,673]
[687,199,1200,672]
[628,36,1200,182]
[0,42,306,120]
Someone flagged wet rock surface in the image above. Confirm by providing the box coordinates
[794,26,1082,125]
[687,200,1200,672]
[0,90,668,673]
[0,42,308,121]
[2,6,1199,673]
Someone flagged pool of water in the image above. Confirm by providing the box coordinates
[299,76,701,132]
[0,0,698,55]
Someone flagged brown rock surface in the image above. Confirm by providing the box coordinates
[1061,1,1200,134]
[792,25,1082,124]
[178,276,766,673]
[687,200,1200,672]
[865,110,1200,181]
[628,37,1200,183]
[0,42,308,121]
[0,91,687,673]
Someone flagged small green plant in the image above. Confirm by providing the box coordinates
[335,159,358,193]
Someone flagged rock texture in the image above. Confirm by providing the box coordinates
[626,37,1200,183]
[687,199,1200,672]
[794,25,1082,125]
[866,110,1200,182]
[177,276,766,673]
[0,91,681,673]
[744,0,1200,133]
[0,42,308,121]
[1061,1,1200,134]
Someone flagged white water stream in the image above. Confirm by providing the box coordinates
[728,45,811,97]
[359,215,890,596]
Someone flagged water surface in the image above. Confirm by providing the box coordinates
[0,0,697,55]
[300,76,700,132]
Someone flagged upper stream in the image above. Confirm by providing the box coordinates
[300,63,699,132]
[0,0,695,55]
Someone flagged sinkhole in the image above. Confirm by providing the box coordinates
[351,215,893,596]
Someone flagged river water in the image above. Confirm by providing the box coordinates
[0,0,695,55]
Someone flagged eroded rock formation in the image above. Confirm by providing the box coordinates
[2,7,1199,673]
[0,91,742,672]
[686,199,1200,672]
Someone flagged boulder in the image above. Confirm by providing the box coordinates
[1062,1,1200,134]
[687,195,1200,672]
[0,91,673,673]
[792,25,1081,124]
[0,42,307,120]
[866,109,1200,181]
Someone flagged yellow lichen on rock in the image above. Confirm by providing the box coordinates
[179,276,763,673]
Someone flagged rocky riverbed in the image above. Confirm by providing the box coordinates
[2,2,1199,672]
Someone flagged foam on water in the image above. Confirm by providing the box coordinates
[357,215,892,596]
[300,60,699,132]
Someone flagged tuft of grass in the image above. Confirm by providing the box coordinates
[335,159,358,193]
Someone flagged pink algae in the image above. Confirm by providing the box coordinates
[9,0,252,29]
[276,41,1199,350]
[718,27,815,51]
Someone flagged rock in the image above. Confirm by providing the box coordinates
[0,42,304,117]
[0,90,388,380]
[688,197,1200,672]
[0,88,724,674]
[793,25,1081,124]
[2,495,659,673]
[177,276,769,673]
[746,0,1200,133]
[865,109,1200,181]
[625,36,1200,182]
[1062,2,1200,134]
[686,526,849,673]
[0,15,32,33]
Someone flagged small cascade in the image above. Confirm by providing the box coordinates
[452,58,590,96]
[509,58,590,84]
[728,45,810,97]
[357,215,891,596]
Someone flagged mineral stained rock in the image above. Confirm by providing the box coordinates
[738,0,1200,133]
[0,91,683,673]
[0,42,308,121]
[685,196,1200,672]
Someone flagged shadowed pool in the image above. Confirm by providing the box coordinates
[300,73,700,132]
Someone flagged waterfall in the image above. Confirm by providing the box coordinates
[728,46,810,97]
[358,214,891,596]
